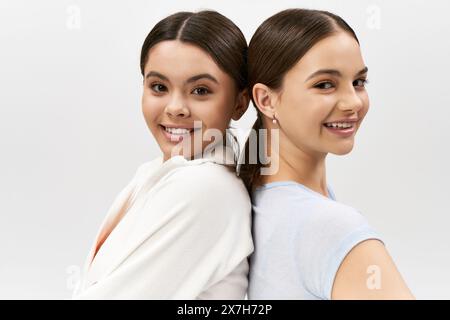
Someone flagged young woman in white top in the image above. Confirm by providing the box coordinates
[73,10,253,299]
[239,9,414,299]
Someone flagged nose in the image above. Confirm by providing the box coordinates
[336,87,364,113]
[165,94,190,118]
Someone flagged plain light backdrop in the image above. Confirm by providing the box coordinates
[0,0,448,299]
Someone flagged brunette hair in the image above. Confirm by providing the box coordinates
[140,10,247,91]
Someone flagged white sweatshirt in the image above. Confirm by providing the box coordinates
[73,145,254,299]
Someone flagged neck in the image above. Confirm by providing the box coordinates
[259,124,329,198]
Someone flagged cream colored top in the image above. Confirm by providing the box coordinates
[72,145,254,299]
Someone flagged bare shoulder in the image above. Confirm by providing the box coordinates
[331,239,415,300]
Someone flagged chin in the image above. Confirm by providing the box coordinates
[162,144,185,159]
[161,142,199,160]
[332,147,354,156]
[330,141,355,155]
[331,149,352,156]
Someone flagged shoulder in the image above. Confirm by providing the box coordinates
[254,183,368,228]
[254,184,376,250]
[292,196,374,251]
[157,161,251,221]
[283,192,383,299]
[165,162,246,195]
[169,161,238,182]
[309,199,369,231]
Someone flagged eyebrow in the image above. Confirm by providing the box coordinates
[145,71,219,84]
[305,66,369,82]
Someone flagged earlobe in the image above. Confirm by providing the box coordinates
[252,83,276,119]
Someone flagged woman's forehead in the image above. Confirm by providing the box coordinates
[289,33,365,79]
[144,40,226,81]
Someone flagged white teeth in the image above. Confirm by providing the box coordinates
[164,127,191,135]
[325,122,353,129]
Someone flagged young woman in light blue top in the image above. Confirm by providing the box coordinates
[239,9,414,299]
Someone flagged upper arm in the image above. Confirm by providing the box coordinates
[331,239,414,300]
[197,258,249,300]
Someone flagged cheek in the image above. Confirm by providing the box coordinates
[198,95,234,130]
[280,92,332,130]
[359,92,370,118]
[200,108,229,132]
[142,93,165,124]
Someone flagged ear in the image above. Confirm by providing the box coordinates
[252,83,278,119]
[231,88,250,121]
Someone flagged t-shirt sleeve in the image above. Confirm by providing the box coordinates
[294,200,383,300]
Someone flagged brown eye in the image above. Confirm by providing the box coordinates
[354,79,368,87]
[314,81,334,89]
[151,83,167,93]
[192,87,210,96]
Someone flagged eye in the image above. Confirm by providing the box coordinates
[192,87,211,96]
[353,78,369,88]
[150,83,167,93]
[314,81,334,90]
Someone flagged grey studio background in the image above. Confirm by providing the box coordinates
[0,0,448,299]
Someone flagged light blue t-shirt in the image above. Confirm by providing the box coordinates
[247,181,383,300]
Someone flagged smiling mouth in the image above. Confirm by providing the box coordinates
[323,121,356,130]
[159,124,202,143]
[322,120,358,138]
[160,125,195,135]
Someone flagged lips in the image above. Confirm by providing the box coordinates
[323,117,357,125]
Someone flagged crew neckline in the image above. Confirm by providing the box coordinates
[254,180,336,201]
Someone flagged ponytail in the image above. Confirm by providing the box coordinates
[238,114,265,193]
